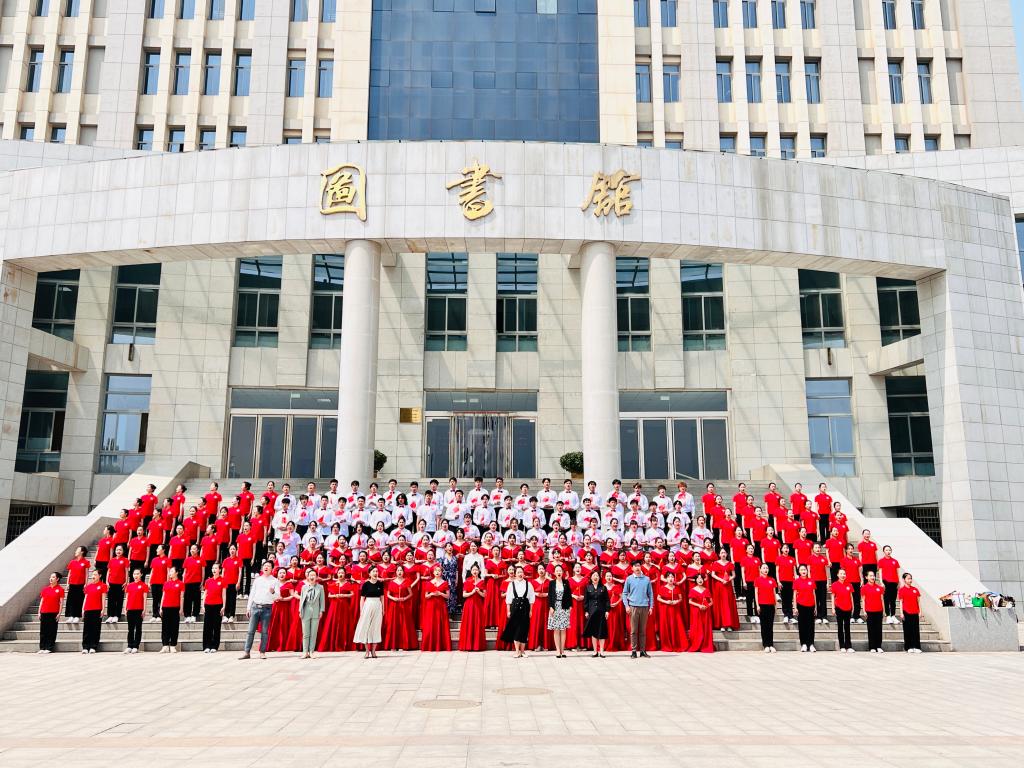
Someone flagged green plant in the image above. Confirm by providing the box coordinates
[373,449,388,474]
[559,451,584,475]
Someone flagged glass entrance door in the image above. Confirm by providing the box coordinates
[619,416,730,480]
[424,414,536,478]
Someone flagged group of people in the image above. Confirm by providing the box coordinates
[38,476,926,656]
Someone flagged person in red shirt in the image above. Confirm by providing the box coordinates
[38,572,65,653]
[221,544,242,623]
[128,527,150,576]
[701,482,716,517]
[168,524,188,573]
[809,544,830,625]
[94,526,115,580]
[824,529,846,582]
[857,529,879,579]
[753,564,778,652]
[898,573,923,652]
[81,570,107,653]
[760,529,781,577]
[813,482,833,541]
[840,544,864,623]
[64,546,90,624]
[146,513,165,561]
[739,544,762,622]
[789,482,808,518]
[148,545,169,622]
[764,481,783,519]
[878,544,901,624]
[202,563,227,653]
[171,484,188,520]
[182,545,204,624]
[203,482,223,521]
[123,569,150,653]
[830,568,855,652]
[140,484,159,522]
[793,565,817,652]
[862,571,886,652]
[160,567,185,652]
[238,481,255,518]
[793,528,814,568]
[775,543,797,624]
[105,545,129,624]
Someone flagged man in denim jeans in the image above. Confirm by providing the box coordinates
[239,562,280,659]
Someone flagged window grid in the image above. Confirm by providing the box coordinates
[663,63,680,103]
[203,52,221,95]
[888,60,904,104]
[776,60,791,103]
[742,0,757,28]
[141,50,160,95]
[771,0,786,28]
[235,257,283,348]
[426,253,469,351]
[877,277,922,345]
[98,375,152,475]
[680,262,725,351]
[317,58,334,98]
[882,0,897,30]
[661,0,676,27]
[799,269,845,348]
[886,377,934,477]
[918,61,932,104]
[805,60,821,103]
[311,254,344,349]
[496,253,538,352]
[636,63,651,103]
[56,49,74,94]
[111,264,161,345]
[173,51,190,96]
[234,52,252,96]
[717,60,733,103]
[31,269,79,340]
[806,378,855,477]
[287,57,305,97]
[26,49,43,93]
[911,0,926,30]
[713,0,728,28]
[616,257,651,352]
[800,0,815,29]
[746,59,762,103]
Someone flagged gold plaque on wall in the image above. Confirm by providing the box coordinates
[399,407,422,424]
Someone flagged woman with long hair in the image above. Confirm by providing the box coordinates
[709,549,740,631]
[353,564,385,658]
[685,573,714,653]
[123,568,149,654]
[528,567,552,652]
[383,564,419,650]
[656,572,687,652]
[64,546,90,625]
[582,569,610,657]
[420,564,452,651]
[547,564,572,658]
[458,563,487,651]
[604,570,628,652]
[38,572,64,653]
[499,565,535,658]
[81,570,107,654]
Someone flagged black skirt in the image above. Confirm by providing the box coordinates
[583,610,608,640]
[500,603,531,644]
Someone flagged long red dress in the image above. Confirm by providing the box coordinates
[567,576,587,649]
[458,577,486,651]
[645,595,660,652]
[687,586,715,653]
[657,585,688,652]
[710,561,740,630]
[419,579,452,651]
[494,577,512,650]
[528,577,553,651]
[606,584,628,652]
[383,579,419,650]
[483,559,505,628]
[317,580,359,651]
[267,582,301,652]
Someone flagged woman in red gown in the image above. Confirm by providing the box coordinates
[483,547,505,628]
[458,564,486,651]
[528,569,552,651]
[610,551,631,586]
[317,571,353,651]
[656,573,688,652]
[686,573,715,653]
[383,565,418,650]
[604,571,628,652]
[567,564,588,650]
[493,566,515,651]
[267,568,300,651]
[710,549,740,631]
[419,565,452,651]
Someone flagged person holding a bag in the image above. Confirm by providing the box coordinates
[898,573,923,653]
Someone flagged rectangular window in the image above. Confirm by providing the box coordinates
[924,135,939,151]
[199,128,216,150]
[877,277,921,346]
[661,0,676,27]
[616,257,651,351]
[238,0,254,20]
[167,127,185,152]
[895,134,910,153]
[716,59,732,103]
[663,63,680,103]
[742,0,757,28]
[750,134,767,157]
[496,253,538,352]
[98,375,151,475]
[173,51,190,95]
[911,0,925,29]
[141,50,160,95]
[112,264,161,345]
[634,0,648,27]
[1015,219,1024,283]
[886,377,934,477]
[805,59,821,103]
[235,257,282,347]
[287,57,305,97]
[20,125,36,141]
[771,0,786,27]
[136,127,154,150]
[310,253,344,349]
[806,379,855,477]
[32,269,79,340]
[636,63,651,103]
[65,0,79,15]
[888,61,904,104]
[290,0,307,22]
[776,59,791,103]
[56,49,74,93]
[203,51,221,95]
[713,0,728,28]
[283,134,302,145]
[49,125,66,143]
[780,134,796,159]
[680,262,725,350]
[800,0,815,29]
[799,269,845,348]
[882,0,896,30]
[425,253,469,351]
[229,128,246,147]
[317,57,333,97]
[147,0,163,18]
[26,49,43,93]
[16,371,68,474]
[179,0,195,19]
[745,59,762,103]
[209,0,224,19]
[35,0,50,14]
[321,0,337,22]
[233,52,251,95]
[918,61,932,104]
[720,134,737,153]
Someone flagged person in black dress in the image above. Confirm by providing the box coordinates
[499,566,535,658]
[582,570,610,657]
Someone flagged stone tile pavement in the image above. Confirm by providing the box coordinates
[1,651,1023,767]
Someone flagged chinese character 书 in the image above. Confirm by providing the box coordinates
[446,160,502,221]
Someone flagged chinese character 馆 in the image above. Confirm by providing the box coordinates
[581,170,640,218]
[320,163,367,221]
[446,160,502,221]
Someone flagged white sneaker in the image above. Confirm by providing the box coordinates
[763,647,771,653]
[821,619,829,625]
[913,648,923,653]
[36,650,45,654]
[65,617,75,624]
[148,617,159,623]
[856,618,865,624]
[81,649,88,654]
[160,646,169,653]
[88,649,96,654]
[211,648,217,653]
[800,645,807,652]
[769,647,777,653]
[123,648,131,654]
[877,648,885,653]
[809,645,816,652]
[848,647,856,653]
[204,648,211,654]
[170,647,178,653]
[752,616,760,624]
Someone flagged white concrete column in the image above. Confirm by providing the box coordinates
[335,240,382,484]
[579,241,620,491]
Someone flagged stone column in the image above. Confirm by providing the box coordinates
[335,240,382,483]
[579,241,620,491]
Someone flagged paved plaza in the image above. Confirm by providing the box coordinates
[0,651,1022,767]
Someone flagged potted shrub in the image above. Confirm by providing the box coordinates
[373,449,388,478]
[559,451,584,480]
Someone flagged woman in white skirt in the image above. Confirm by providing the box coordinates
[353,564,384,658]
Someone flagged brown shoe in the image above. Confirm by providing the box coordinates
[238,653,250,660]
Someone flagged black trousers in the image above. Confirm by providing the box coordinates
[765,562,776,579]
[744,583,756,617]
[126,609,143,649]
[183,583,201,619]
[203,608,222,650]
[96,561,108,580]
[240,565,252,595]
[797,604,816,647]
[851,583,862,620]
[883,581,898,616]
[107,583,124,619]
[818,516,829,543]
[161,608,180,646]
[780,581,794,619]
[829,563,840,583]
[862,563,877,578]
[733,564,744,594]
[129,559,146,577]
[903,613,921,650]
[866,610,883,650]
[151,584,163,618]
[66,584,85,618]
[40,612,58,651]
[171,558,184,574]
[758,605,775,648]
[814,580,828,619]
[836,608,852,649]
[225,585,238,618]
[82,610,102,651]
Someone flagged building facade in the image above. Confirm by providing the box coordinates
[1,0,1024,595]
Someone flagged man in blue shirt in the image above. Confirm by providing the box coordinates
[622,561,653,658]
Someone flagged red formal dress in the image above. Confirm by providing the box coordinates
[567,576,587,649]
[267,583,301,651]
[645,595,660,652]
[527,578,553,651]
[383,579,419,650]
[483,559,505,628]
[494,577,512,650]
[316,580,359,652]
[710,562,740,630]
[606,584,628,651]
[419,580,452,651]
[686,587,715,653]
[458,577,486,651]
[657,585,688,652]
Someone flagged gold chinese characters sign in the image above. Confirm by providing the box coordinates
[581,170,640,218]
[320,163,367,221]
[446,159,502,221]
